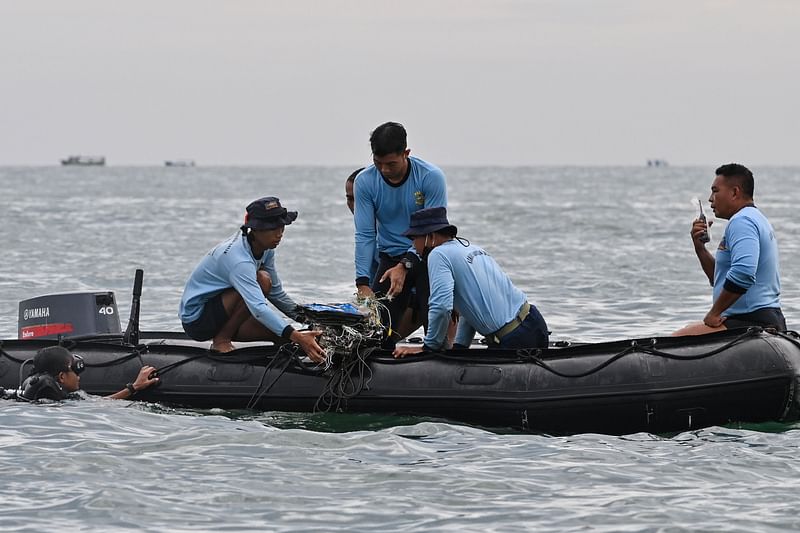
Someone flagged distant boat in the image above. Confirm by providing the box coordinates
[646,159,669,167]
[61,155,105,166]
[164,159,196,167]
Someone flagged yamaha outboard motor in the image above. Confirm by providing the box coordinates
[18,291,122,340]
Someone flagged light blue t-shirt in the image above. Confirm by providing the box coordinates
[352,172,381,285]
[424,240,527,350]
[353,156,447,282]
[713,206,781,316]
[179,232,299,336]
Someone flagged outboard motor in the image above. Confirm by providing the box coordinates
[18,291,122,340]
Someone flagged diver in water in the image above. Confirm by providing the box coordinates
[5,346,159,402]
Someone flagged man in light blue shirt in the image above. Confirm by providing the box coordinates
[179,197,326,361]
[354,122,448,346]
[393,207,549,357]
[674,163,786,335]
[346,167,379,285]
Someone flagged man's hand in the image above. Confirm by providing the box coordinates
[393,345,424,359]
[703,311,726,328]
[357,285,374,300]
[691,217,713,248]
[132,365,160,391]
[380,263,408,297]
[290,329,327,363]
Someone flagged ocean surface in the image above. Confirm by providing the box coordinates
[1,165,800,531]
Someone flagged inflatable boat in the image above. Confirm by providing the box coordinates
[3,272,800,435]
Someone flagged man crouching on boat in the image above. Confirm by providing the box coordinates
[674,163,786,335]
[393,207,549,358]
[179,197,326,361]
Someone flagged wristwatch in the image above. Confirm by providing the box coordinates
[400,258,414,270]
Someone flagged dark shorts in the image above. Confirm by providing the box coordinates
[372,252,430,346]
[724,307,786,331]
[182,293,229,341]
[492,305,550,350]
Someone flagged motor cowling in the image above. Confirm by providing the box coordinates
[18,291,122,340]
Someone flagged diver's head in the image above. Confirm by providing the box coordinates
[31,346,85,392]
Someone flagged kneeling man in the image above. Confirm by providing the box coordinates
[393,207,549,357]
[179,197,325,361]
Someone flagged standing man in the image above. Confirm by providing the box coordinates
[393,207,549,357]
[180,197,325,361]
[344,167,363,215]
[674,163,786,335]
[346,167,380,286]
[353,122,447,345]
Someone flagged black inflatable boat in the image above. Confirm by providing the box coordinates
[3,273,800,435]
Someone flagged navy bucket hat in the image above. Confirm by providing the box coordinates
[242,197,298,230]
[402,207,457,238]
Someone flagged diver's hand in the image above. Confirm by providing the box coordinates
[290,329,326,363]
[133,365,159,391]
[380,264,407,297]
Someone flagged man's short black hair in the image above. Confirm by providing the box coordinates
[32,346,72,376]
[716,163,755,198]
[370,122,407,157]
[346,167,365,184]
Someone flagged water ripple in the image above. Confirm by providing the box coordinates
[2,166,800,531]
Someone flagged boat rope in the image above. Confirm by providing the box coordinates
[773,330,800,350]
[246,344,305,410]
[514,327,763,379]
[80,350,145,368]
[0,342,31,365]
[362,327,766,380]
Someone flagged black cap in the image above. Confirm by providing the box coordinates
[242,197,298,230]
[402,207,457,238]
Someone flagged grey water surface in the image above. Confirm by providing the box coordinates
[2,165,800,532]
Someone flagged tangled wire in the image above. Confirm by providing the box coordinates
[301,298,390,412]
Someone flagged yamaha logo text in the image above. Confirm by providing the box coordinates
[23,307,50,320]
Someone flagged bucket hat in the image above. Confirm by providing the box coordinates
[242,197,298,230]
[402,207,457,238]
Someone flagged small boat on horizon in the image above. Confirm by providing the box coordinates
[61,155,106,166]
[164,159,196,167]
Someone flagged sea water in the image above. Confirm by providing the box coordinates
[1,165,799,531]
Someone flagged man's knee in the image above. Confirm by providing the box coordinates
[219,288,245,314]
[257,270,272,295]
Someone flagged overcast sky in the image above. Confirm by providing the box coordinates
[1,0,798,166]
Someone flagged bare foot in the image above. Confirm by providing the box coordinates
[210,341,235,353]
